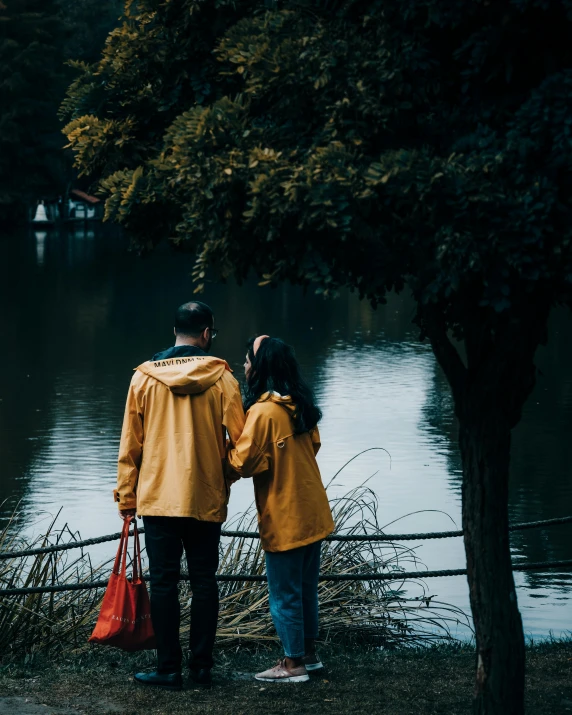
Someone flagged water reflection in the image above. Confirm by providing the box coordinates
[418,330,572,633]
[34,230,47,266]
[0,227,571,638]
[418,310,572,587]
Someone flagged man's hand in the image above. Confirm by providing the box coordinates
[119,508,137,521]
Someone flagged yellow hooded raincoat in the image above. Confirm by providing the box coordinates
[227,393,334,552]
[115,355,245,521]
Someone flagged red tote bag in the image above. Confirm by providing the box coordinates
[89,517,156,651]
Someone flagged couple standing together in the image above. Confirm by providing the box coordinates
[115,301,334,688]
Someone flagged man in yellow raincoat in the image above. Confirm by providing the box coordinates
[115,301,245,689]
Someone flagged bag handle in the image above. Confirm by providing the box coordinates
[112,517,144,583]
[131,519,143,584]
[112,517,132,577]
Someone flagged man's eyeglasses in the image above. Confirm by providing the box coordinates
[208,327,219,339]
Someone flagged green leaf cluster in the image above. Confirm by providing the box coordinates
[63,0,572,333]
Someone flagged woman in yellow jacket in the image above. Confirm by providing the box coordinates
[228,336,334,683]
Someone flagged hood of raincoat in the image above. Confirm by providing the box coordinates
[258,391,293,405]
[136,355,231,395]
[257,391,296,416]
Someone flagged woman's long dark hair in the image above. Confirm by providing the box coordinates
[244,337,322,434]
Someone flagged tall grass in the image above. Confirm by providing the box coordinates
[0,489,469,659]
[0,506,109,658]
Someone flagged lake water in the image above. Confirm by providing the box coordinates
[1,226,571,640]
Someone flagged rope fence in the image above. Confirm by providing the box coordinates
[0,559,571,597]
[0,514,571,596]
[1,514,571,561]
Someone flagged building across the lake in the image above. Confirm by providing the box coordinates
[30,189,103,225]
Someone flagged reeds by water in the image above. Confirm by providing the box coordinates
[0,507,110,658]
[0,489,469,659]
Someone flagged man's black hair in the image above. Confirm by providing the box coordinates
[174,301,214,337]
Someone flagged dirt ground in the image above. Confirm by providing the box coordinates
[0,642,571,715]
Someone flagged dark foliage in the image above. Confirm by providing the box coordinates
[0,0,121,223]
[61,0,572,332]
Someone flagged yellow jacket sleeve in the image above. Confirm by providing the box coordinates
[310,426,321,456]
[227,411,269,478]
[223,380,246,447]
[115,380,144,510]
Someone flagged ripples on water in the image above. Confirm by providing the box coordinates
[0,228,571,639]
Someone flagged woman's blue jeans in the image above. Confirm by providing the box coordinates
[264,541,321,658]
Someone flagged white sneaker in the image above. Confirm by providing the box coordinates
[255,659,310,683]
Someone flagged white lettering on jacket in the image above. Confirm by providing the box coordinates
[152,357,206,368]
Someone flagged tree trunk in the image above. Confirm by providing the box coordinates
[420,301,550,715]
[458,407,525,715]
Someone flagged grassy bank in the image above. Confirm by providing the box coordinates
[0,642,570,715]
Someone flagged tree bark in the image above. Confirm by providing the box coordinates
[420,300,550,715]
[458,407,525,715]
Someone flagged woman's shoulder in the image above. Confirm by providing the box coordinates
[247,398,286,418]
[245,395,294,436]
[248,392,290,409]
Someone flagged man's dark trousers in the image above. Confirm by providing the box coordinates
[143,516,222,673]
